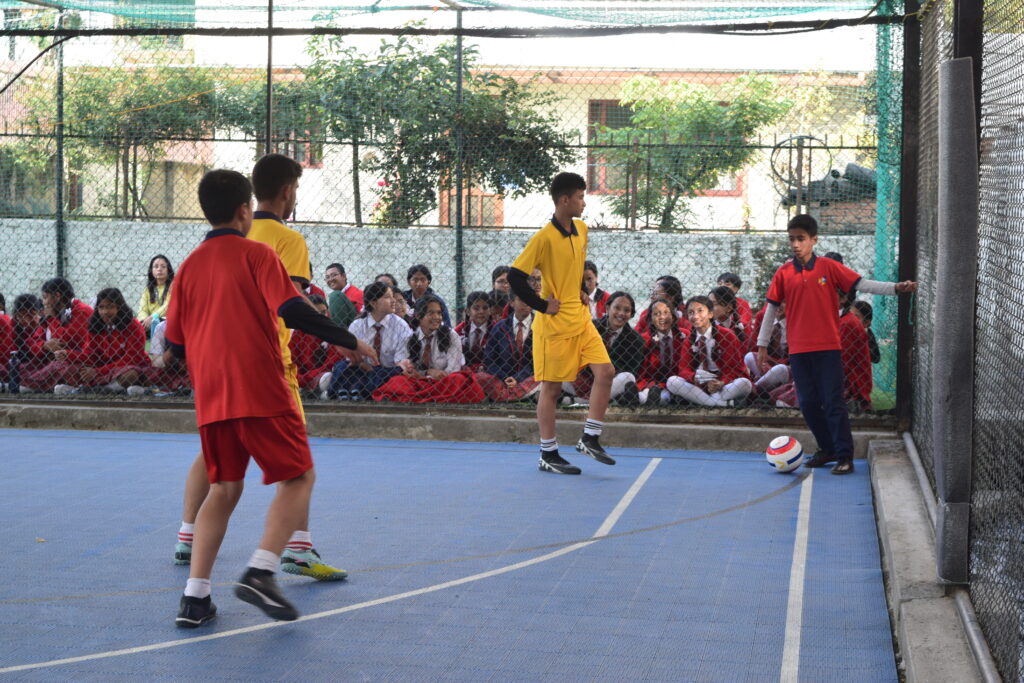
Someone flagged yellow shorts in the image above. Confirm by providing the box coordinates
[533,323,611,383]
[285,363,306,425]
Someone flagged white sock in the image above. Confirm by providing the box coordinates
[540,437,558,452]
[178,522,194,545]
[248,548,279,573]
[285,530,313,552]
[184,577,211,599]
[583,418,603,437]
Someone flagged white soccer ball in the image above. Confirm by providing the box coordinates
[766,436,804,473]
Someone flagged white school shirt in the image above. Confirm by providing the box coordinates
[396,327,465,373]
[693,327,720,373]
[348,313,413,368]
[511,313,534,342]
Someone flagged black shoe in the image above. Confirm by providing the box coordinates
[831,458,855,475]
[803,450,837,468]
[234,568,299,621]
[617,382,641,407]
[538,451,581,475]
[576,434,615,465]
[176,594,217,628]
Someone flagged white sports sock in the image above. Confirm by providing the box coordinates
[178,522,194,545]
[184,578,211,599]
[248,548,279,573]
[540,437,558,452]
[286,530,313,552]
[583,419,603,437]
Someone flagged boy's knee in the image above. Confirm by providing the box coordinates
[592,363,614,382]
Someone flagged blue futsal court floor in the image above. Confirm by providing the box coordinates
[0,429,896,681]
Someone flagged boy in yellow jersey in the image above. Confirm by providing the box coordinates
[174,154,369,578]
[508,172,616,475]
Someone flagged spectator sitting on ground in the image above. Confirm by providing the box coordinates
[403,264,451,326]
[375,273,399,288]
[716,271,753,336]
[324,263,358,329]
[326,262,363,312]
[474,291,539,403]
[137,255,174,336]
[390,284,415,327]
[491,265,511,294]
[582,260,611,320]
[18,278,94,393]
[455,291,493,372]
[636,276,689,335]
[289,294,344,396]
[4,294,46,389]
[709,285,747,348]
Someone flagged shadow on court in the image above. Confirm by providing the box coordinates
[0,429,896,681]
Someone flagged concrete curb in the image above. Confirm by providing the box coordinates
[0,401,893,457]
[869,440,982,683]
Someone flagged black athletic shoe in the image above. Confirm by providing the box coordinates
[803,450,837,468]
[831,458,855,475]
[576,434,616,465]
[176,594,217,628]
[617,382,641,407]
[234,568,299,621]
[538,451,581,475]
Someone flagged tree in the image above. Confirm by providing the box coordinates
[594,74,791,230]
[307,32,575,228]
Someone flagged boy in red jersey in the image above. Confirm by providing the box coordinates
[169,170,375,627]
[756,214,916,474]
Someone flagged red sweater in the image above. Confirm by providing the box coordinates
[0,314,12,360]
[752,306,788,364]
[67,319,149,375]
[289,328,343,388]
[638,330,688,389]
[840,312,872,407]
[678,324,749,386]
[41,299,94,353]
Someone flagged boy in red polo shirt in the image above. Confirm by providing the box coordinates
[168,170,375,627]
[756,214,916,474]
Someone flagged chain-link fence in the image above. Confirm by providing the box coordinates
[0,2,902,419]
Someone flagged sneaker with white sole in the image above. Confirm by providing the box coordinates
[280,547,348,581]
[576,434,616,465]
[53,384,79,395]
[176,594,217,628]
[126,385,148,397]
[234,568,298,621]
[538,451,581,475]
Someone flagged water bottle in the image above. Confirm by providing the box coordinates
[7,351,19,394]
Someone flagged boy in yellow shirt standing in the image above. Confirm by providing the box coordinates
[508,172,616,475]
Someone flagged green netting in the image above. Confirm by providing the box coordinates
[0,0,887,29]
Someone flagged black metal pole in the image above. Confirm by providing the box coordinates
[54,10,65,278]
[895,0,921,433]
[952,0,983,147]
[265,0,273,155]
[453,9,465,323]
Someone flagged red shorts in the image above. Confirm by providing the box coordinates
[198,412,312,485]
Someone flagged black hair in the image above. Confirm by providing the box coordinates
[787,213,819,237]
[326,262,346,275]
[851,300,873,325]
[0,293,4,311]
[198,169,252,226]
[550,172,586,202]
[252,153,302,202]
[41,277,75,308]
[375,272,398,287]
[88,288,135,333]
[653,277,684,311]
[605,290,636,318]
[307,294,327,308]
[490,290,510,315]
[407,295,452,365]
[407,264,432,283]
[645,298,683,339]
[685,295,715,315]
[466,290,492,310]
[717,272,742,289]
[685,295,728,367]
[709,286,745,343]
[12,293,42,315]
[584,260,598,275]
[361,281,392,317]
[491,265,510,284]
[145,254,175,305]
[824,251,844,264]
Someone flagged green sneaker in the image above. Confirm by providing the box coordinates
[280,548,347,581]
[174,541,192,566]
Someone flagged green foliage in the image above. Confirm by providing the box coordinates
[594,74,791,230]
[306,31,575,228]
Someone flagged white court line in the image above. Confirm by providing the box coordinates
[0,458,662,674]
[780,471,814,683]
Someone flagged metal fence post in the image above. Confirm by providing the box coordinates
[453,8,465,323]
[54,10,65,278]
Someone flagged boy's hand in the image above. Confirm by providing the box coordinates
[43,339,63,352]
[53,349,68,361]
[757,347,768,371]
[504,377,518,389]
[338,339,378,366]
[544,297,561,315]
[580,291,591,307]
[426,368,447,380]
[79,366,97,382]
[895,280,918,294]
[707,380,724,394]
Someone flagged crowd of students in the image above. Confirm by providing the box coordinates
[0,255,881,411]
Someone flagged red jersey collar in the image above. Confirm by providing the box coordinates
[792,253,818,273]
[204,228,244,240]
